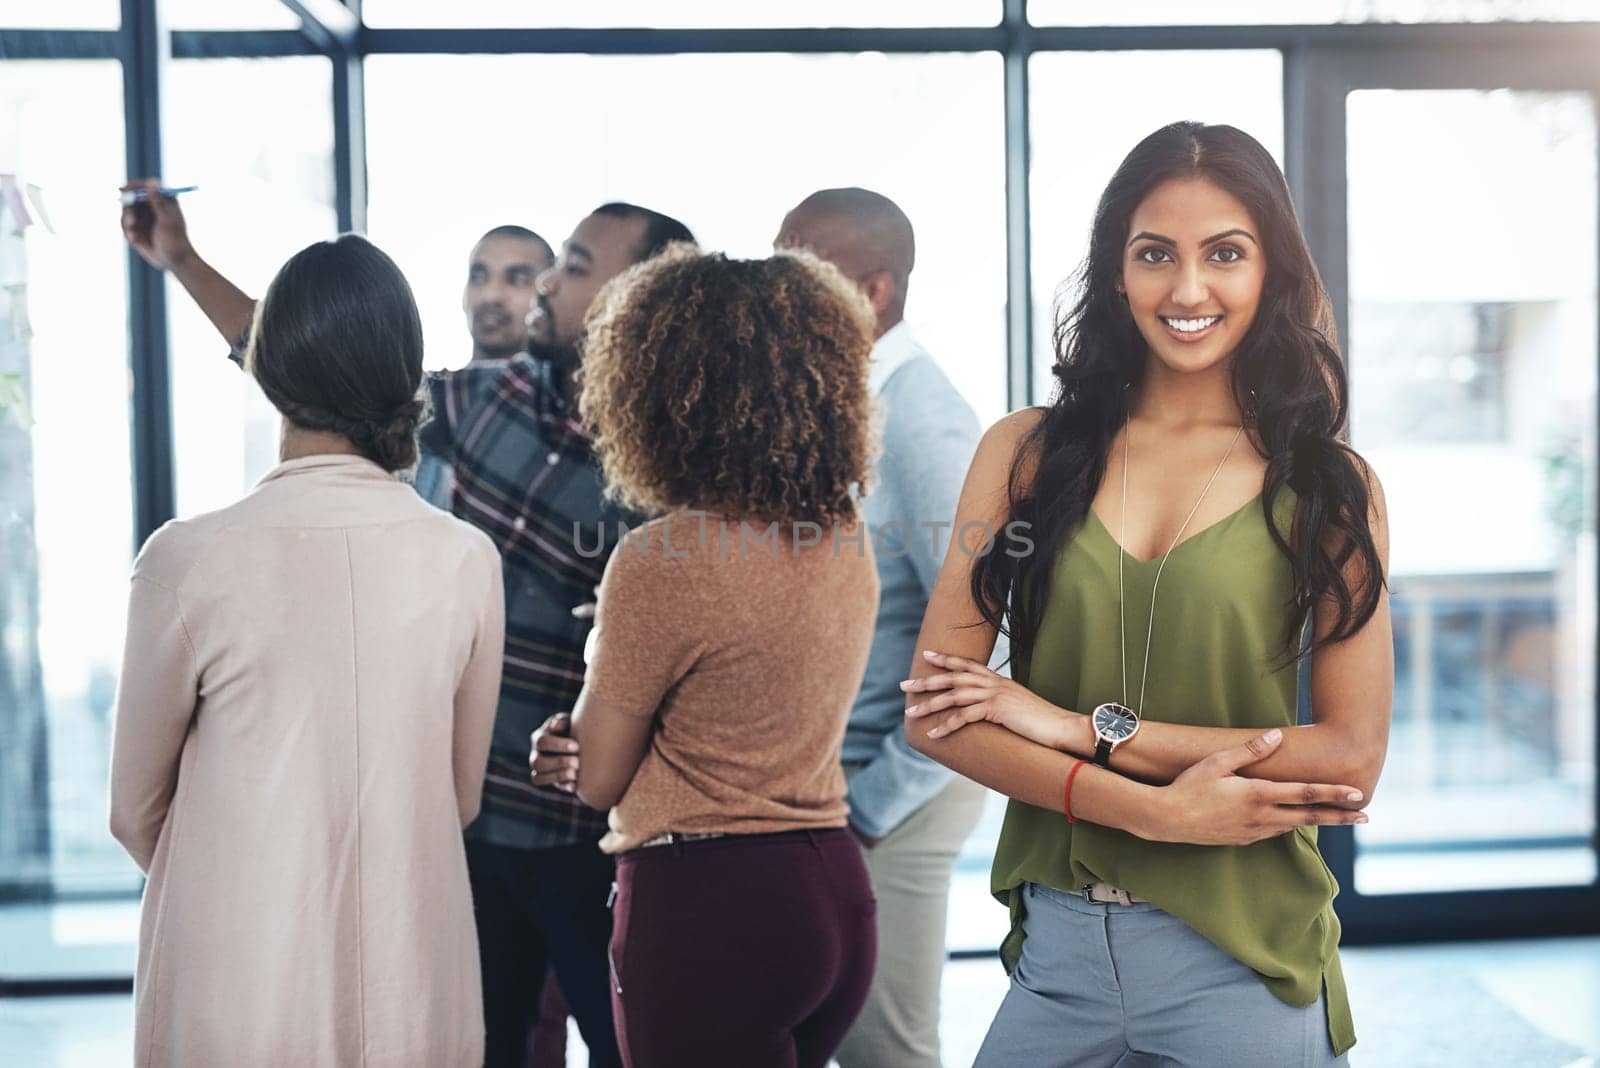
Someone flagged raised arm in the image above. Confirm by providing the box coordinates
[118,178,489,474]
[121,178,256,349]
[905,410,1370,845]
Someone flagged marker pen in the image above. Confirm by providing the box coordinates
[119,185,198,206]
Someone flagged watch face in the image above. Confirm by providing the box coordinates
[1093,702,1138,741]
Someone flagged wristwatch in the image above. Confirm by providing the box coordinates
[1091,702,1141,768]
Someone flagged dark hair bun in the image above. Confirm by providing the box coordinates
[247,234,427,473]
[362,397,426,471]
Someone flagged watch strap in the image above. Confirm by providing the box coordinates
[1093,737,1113,768]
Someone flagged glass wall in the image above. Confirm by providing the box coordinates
[162,57,336,519]
[1347,88,1598,894]
[161,0,299,30]
[0,1,118,29]
[363,1,998,28]
[0,60,136,901]
[365,52,1010,424]
[1031,0,1600,23]
[1027,50,1284,403]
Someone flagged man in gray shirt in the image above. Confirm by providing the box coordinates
[776,188,989,1068]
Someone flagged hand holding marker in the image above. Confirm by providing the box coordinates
[119,185,196,206]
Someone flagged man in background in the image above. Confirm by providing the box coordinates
[776,187,989,1068]
[121,184,692,1067]
[413,225,555,510]
[465,225,553,362]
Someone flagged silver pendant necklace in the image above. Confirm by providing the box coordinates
[1090,419,1246,766]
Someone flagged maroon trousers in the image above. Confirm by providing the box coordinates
[609,828,877,1068]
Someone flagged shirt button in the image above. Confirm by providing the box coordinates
[546,452,559,466]
[513,517,526,531]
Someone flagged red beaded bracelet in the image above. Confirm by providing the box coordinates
[1064,758,1089,824]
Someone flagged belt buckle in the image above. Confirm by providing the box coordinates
[1083,882,1133,906]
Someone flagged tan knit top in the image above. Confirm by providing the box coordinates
[583,510,880,853]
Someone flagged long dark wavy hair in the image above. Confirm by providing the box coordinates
[972,122,1383,673]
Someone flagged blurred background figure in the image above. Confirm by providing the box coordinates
[412,224,555,510]
[776,187,987,1068]
[464,225,553,362]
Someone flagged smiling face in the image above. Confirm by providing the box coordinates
[1120,175,1267,378]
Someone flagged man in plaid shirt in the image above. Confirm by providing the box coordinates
[121,184,692,1068]
[422,203,691,1068]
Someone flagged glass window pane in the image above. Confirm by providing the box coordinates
[363,1,997,28]
[365,52,1008,425]
[1028,51,1283,404]
[949,793,1013,951]
[1348,88,1598,894]
[162,58,336,519]
[1030,0,1600,24]
[0,61,134,906]
[0,1,118,29]
[160,0,299,30]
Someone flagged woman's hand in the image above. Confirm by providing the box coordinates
[904,650,1090,753]
[1141,729,1369,845]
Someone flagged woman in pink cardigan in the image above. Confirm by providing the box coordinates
[108,233,504,1067]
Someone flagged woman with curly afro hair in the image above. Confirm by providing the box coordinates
[549,245,883,1067]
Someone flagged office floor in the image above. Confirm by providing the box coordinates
[4,936,1596,1067]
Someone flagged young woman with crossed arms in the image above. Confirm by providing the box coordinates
[904,122,1390,1065]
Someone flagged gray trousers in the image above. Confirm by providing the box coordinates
[836,770,989,1068]
[974,882,1350,1068]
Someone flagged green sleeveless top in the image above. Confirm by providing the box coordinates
[992,489,1356,1057]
